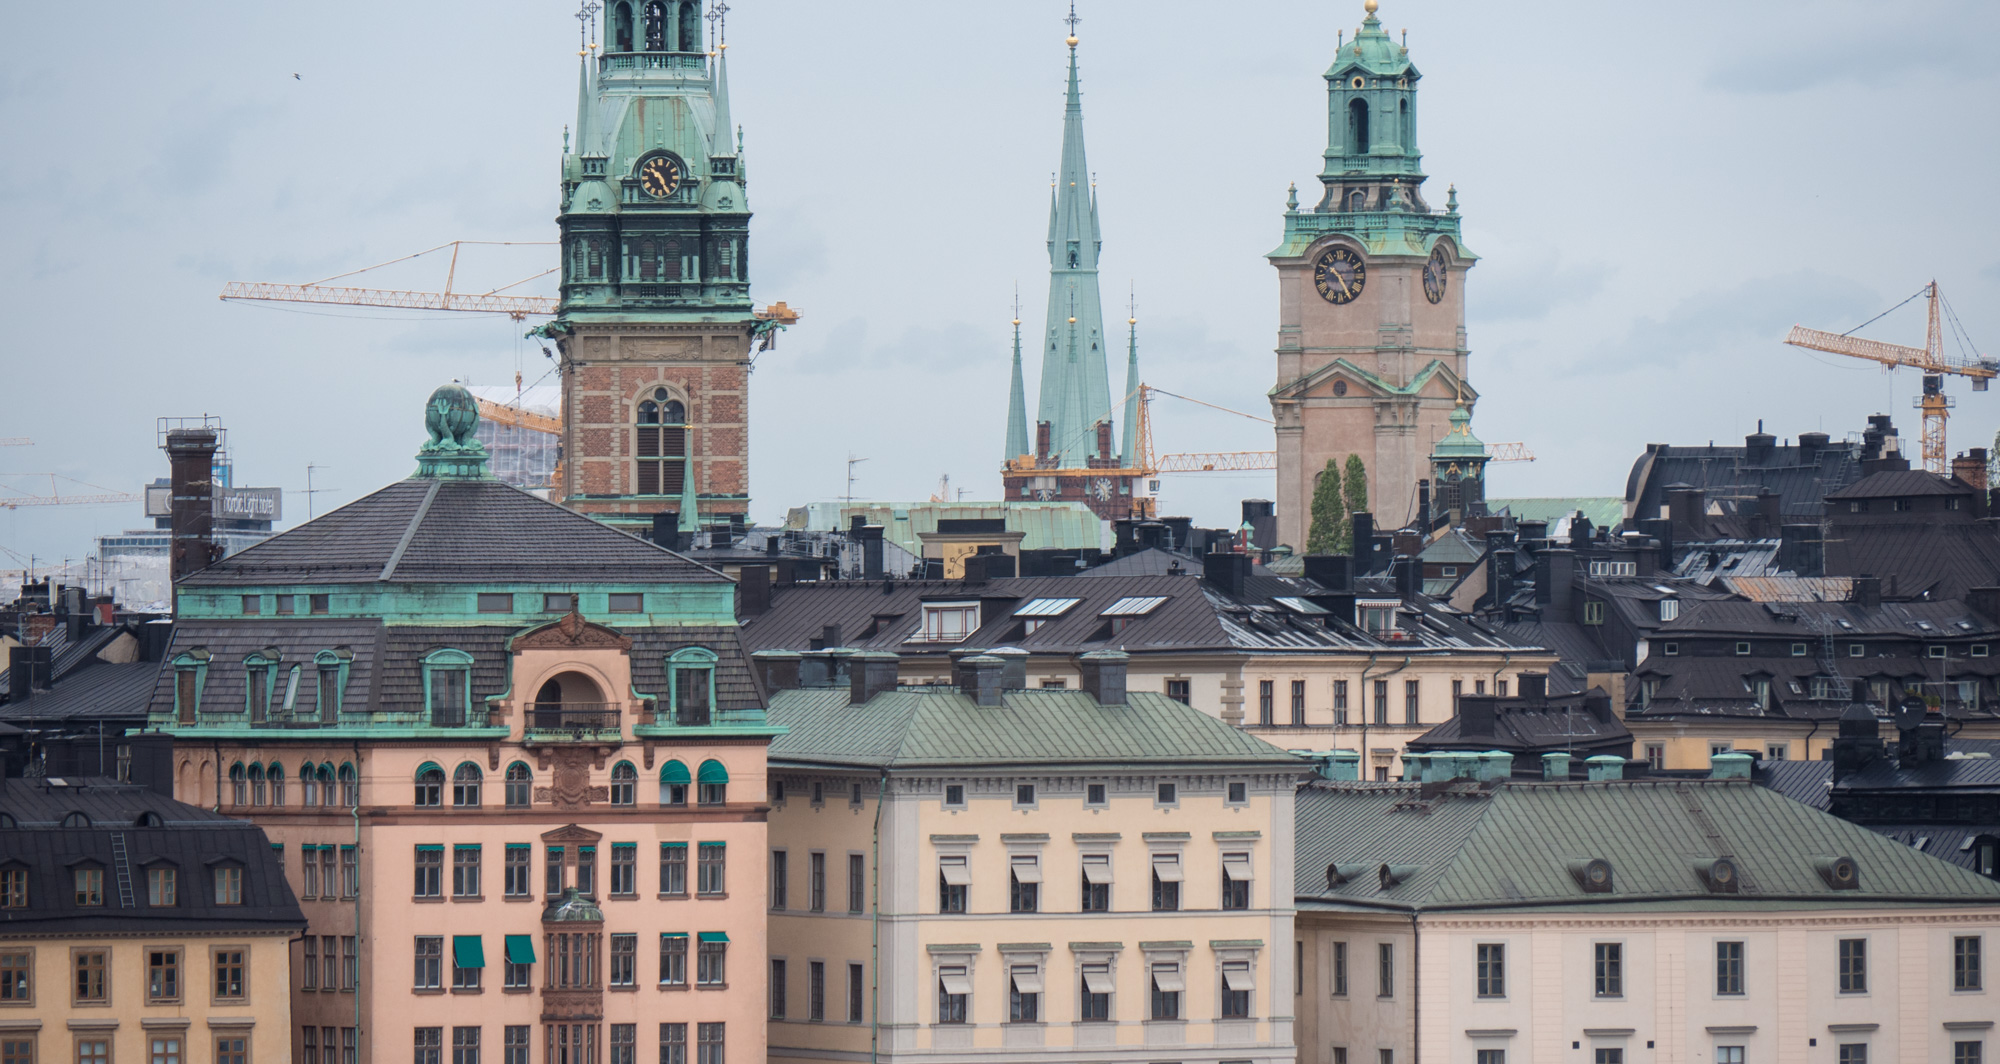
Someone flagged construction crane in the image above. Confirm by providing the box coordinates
[0,439,29,447]
[1137,385,1534,472]
[221,241,561,320]
[0,474,139,510]
[1785,281,1994,475]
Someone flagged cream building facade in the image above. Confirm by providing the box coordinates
[760,651,1307,1064]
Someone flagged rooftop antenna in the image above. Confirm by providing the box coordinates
[845,455,869,508]
[299,463,338,521]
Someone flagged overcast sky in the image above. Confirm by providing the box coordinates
[4,0,1998,566]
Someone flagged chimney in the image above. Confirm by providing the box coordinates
[977,553,1015,579]
[1851,575,1882,611]
[1665,484,1707,539]
[1831,702,1884,782]
[821,623,843,649]
[1417,479,1431,527]
[1391,528,1423,557]
[165,428,221,588]
[1392,556,1420,599]
[859,525,885,581]
[1542,751,1572,781]
[736,564,772,617]
[1203,551,1251,598]
[849,651,901,705]
[1744,422,1776,465]
[766,535,781,556]
[1035,421,1051,460]
[1457,695,1496,738]
[1955,449,1990,493]
[751,650,802,693]
[988,647,1028,689]
[1584,755,1625,781]
[1539,548,1577,622]
[652,512,682,552]
[961,555,988,585]
[1302,554,1353,592]
[957,654,1005,706]
[138,619,175,663]
[1798,431,1830,461]
[1778,524,1824,576]
[1516,672,1547,702]
[1077,650,1129,706]
[1708,751,1753,780]
[1350,511,1377,573]
[7,646,53,703]
[1754,488,1781,536]
[1486,533,1517,611]
[1968,587,2000,625]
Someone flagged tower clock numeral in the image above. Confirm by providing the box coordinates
[1423,245,1448,305]
[1313,246,1366,306]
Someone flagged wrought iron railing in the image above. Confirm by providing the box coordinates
[526,703,621,739]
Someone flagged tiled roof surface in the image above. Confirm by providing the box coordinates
[768,687,1306,770]
[1823,521,2000,602]
[148,619,387,719]
[1406,696,1630,754]
[1294,777,2000,910]
[179,478,726,586]
[1824,469,1969,499]
[0,661,161,724]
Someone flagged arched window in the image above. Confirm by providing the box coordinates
[453,763,483,807]
[247,763,266,806]
[319,763,337,807]
[696,759,728,806]
[635,387,688,496]
[678,0,701,50]
[62,811,91,828]
[659,760,690,806]
[1398,98,1412,151]
[644,0,667,50]
[172,649,211,723]
[301,763,320,806]
[1348,97,1369,156]
[339,763,359,807]
[423,648,474,726]
[268,763,285,807]
[315,648,352,723]
[612,1,635,51]
[415,763,444,807]
[506,762,533,808]
[669,646,718,726]
[229,763,247,806]
[134,812,163,828]
[610,762,637,806]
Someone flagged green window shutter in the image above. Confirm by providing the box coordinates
[453,935,486,969]
[503,935,536,965]
[696,931,729,943]
[661,932,689,940]
[661,760,691,784]
[697,759,729,784]
[416,844,445,853]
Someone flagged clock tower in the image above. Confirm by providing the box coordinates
[548,0,770,535]
[1268,0,1475,551]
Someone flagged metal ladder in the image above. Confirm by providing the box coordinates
[108,833,136,909]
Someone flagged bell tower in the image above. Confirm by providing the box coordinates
[1267,0,1475,550]
[548,0,764,535]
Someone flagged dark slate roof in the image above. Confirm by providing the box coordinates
[1824,469,1971,500]
[1867,825,2000,878]
[147,619,387,719]
[178,478,727,587]
[0,778,304,935]
[1757,759,1834,811]
[1822,521,2000,602]
[1838,751,2000,792]
[768,687,1307,771]
[1075,548,1202,578]
[1294,777,2000,911]
[1653,598,2000,638]
[0,661,161,724]
[1624,438,1863,526]
[1405,693,1631,756]
[0,623,132,700]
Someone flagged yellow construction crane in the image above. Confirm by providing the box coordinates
[0,474,138,510]
[221,241,561,320]
[1785,281,1994,474]
[1137,385,1533,472]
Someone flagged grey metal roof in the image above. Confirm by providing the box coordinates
[1294,777,2000,911]
[1825,469,1970,500]
[0,661,161,724]
[179,478,727,587]
[1756,759,1834,811]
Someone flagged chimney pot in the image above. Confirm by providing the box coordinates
[1584,755,1626,781]
[1541,751,1572,781]
[849,651,901,705]
[751,650,802,693]
[958,654,1005,706]
[1077,649,1129,706]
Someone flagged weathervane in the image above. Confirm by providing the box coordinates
[1064,1,1080,43]
[575,0,601,52]
[707,0,730,50]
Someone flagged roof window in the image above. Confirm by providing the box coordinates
[1015,598,1081,618]
[1272,596,1330,615]
[1100,596,1169,617]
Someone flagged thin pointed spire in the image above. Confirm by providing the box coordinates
[709,44,734,157]
[574,51,596,155]
[677,460,700,533]
[1005,291,1030,463]
[1032,9,1112,469]
[1119,291,1140,468]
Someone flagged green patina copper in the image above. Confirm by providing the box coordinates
[1430,403,1487,459]
[413,383,493,480]
[175,583,736,626]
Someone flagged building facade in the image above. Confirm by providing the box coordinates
[148,386,776,1064]
[0,778,304,1064]
[1269,0,1476,547]
[551,2,763,533]
[760,652,1305,1064]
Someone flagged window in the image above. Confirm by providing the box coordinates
[920,601,981,642]
[341,936,357,990]
[1373,679,1389,724]
[611,844,636,896]
[0,951,26,1005]
[1955,1043,1983,1064]
[503,934,534,989]
[610,762,636,805]
[1157,782,1177,805]
[213,865,243,905]
[1735,641,1751,656]
[455,1028,483,1064]
[938,856,968,913]
[73,949,107,1003]
[73,867,103,907]
[340,763,359,806]
[1222,851,1252,910]
[1659,597,1679,621]
[549,932,598,990]
[1166,679,1191,704]
[848,854,866,913]
[1644,743,1665,770]
[414,937,443,990]
[1404,679,1420,724]
[1292,679,1308,725]
[1258,680,1273,725]
[770,851,788,910]
[1151,854,1182,911]
[415,1028,442,1064]
[1081,963,1112,1020]
[609,593,644,613]
[660,844,687,896]
[1009,855,1041,912]
[1081,854,1112,911]
[230,764,247,806]
[659,935,687,986]
[1377,942,1394,998]
[542,593,574,613]
[215,1036,246,1064]
[610,933,636,988]
[1584,600,1605,624]
[1008,965,1040,1022]
[241,595,261,614]
[1838,1046,1867,1064]
[341,847,358,898]
[695,935,727,986]
[1956,935,1982,990]
[1716,940,1744,995]
[77,1040,109,1064]
[1478,1053,1505,1064]
[1150,962,1182,1020]
[454,845,482,897]
[1839,937,1867,993]
[943,784,966,808]
[495,763,532,809]
[147,948,180,1002]
[660,761,690,806]
[1015,783,1037,807]
[213,947,246,1001]
[1475,943,1504,997]
[697,843,726,895]
[1221,960,1253,1018]
[1332,941,1348,996]
[501,1028,528,1064]
[810,960,827,1021]
[577,847,596,896]
[451,934,485,990]
[1334,679,1349,724]
[303,937,320,990]
[425,651,473,726]
[770,959,787,1018]
[696,759,727,805]
[1594,942,1623,997]
[849,963,866,1023]
[1717,1051,1745,1064]
[415,764,444,807]
[504,845,531,897]
[1766,742,1789,760]
[476,594,512,613]
[1595,1052,1624,1064]
[415,846,443,897]
[657,1026,685,1064]
[804,851,827,912]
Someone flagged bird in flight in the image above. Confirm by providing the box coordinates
[292,73,302,80]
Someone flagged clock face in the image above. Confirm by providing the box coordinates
[638,156,682,199]
[1423,246,1449,304]
[1313,246,1367,305]
[1090,477,1115,501]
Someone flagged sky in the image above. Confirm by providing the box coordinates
[4,0,1999,570]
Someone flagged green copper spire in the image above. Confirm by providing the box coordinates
[415,383,493,480]
[1118,306,1140,467]
[1005,304,1030,461]
[1032,24,1114,467]
[574,51,597,155]
[1430,403,1486,458]
[1315,0,1428,208]
[710,44,733,160]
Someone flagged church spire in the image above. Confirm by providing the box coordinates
[574,50,597,155]
[1032,7,1113,468]
[1119,297,1140,467]
[709,44,734,158]
[1005,297,1030,462]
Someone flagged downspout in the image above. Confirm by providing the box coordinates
[353,740,363,1062]
[1489,652,1512,701]
[1357,653,1378,772]
[1409,911,1421,1063]
[870,768,887,1064]
[1802,716,1821,764]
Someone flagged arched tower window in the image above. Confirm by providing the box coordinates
[678,1,702,51]
[612,2,635,51]
[1399,98,1411,152]
[644,0,667,50]
[610,762,637,806]
[1348,97,1370,156]
[635,387,689,496]
[339,763,358,807]
[229,763,247,806]
[268,763,285,807]
[301,762,320,806]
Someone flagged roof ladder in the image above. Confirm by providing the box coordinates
[109,832,136,909]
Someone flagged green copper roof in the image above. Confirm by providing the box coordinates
[1005,316,1030,462]
[413,383,493,481]
[1429,404,1486,459]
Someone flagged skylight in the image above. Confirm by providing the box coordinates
[1014,597,1081,618]
[1273,596,1330,615]
[1100,596,1169,617]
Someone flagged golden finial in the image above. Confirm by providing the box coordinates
[1364,0,1379,14]
[1064,0,1080,47]
[1068,317,1077,324]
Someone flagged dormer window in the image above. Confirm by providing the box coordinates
[668,646,717,726]
[1658,598,1679,622]
[245,650,280,723]
[212,863,244,906]
[919,602,982,643]
[422,648,475,726]
[314,648,352,723]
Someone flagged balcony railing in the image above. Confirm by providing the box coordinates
[525,703,622,741]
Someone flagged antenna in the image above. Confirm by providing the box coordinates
[845,455,870,508]
[298,464,338,521]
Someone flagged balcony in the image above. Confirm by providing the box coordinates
[524,703,623,742]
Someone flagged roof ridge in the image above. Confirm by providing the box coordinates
[379,480,442,581]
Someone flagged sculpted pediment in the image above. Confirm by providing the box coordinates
[541,823,603,844]
[514,611,634,652]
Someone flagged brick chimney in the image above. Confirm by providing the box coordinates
[1077,650,1128,706]
[165,428,221,592]
[849,651,900,705]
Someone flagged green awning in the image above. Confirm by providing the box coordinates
[506,843,529,851]
[416,761,442,776]
[503,935,535,965]
[454,843,481,851]
[661,932,689,940]
[660,760,690,784]
[696,759,729,784]
[700,841,726,850]
[453,935,485,969]
[416,844,444,852]
[697,932,729,943]
[661,842,687,850]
